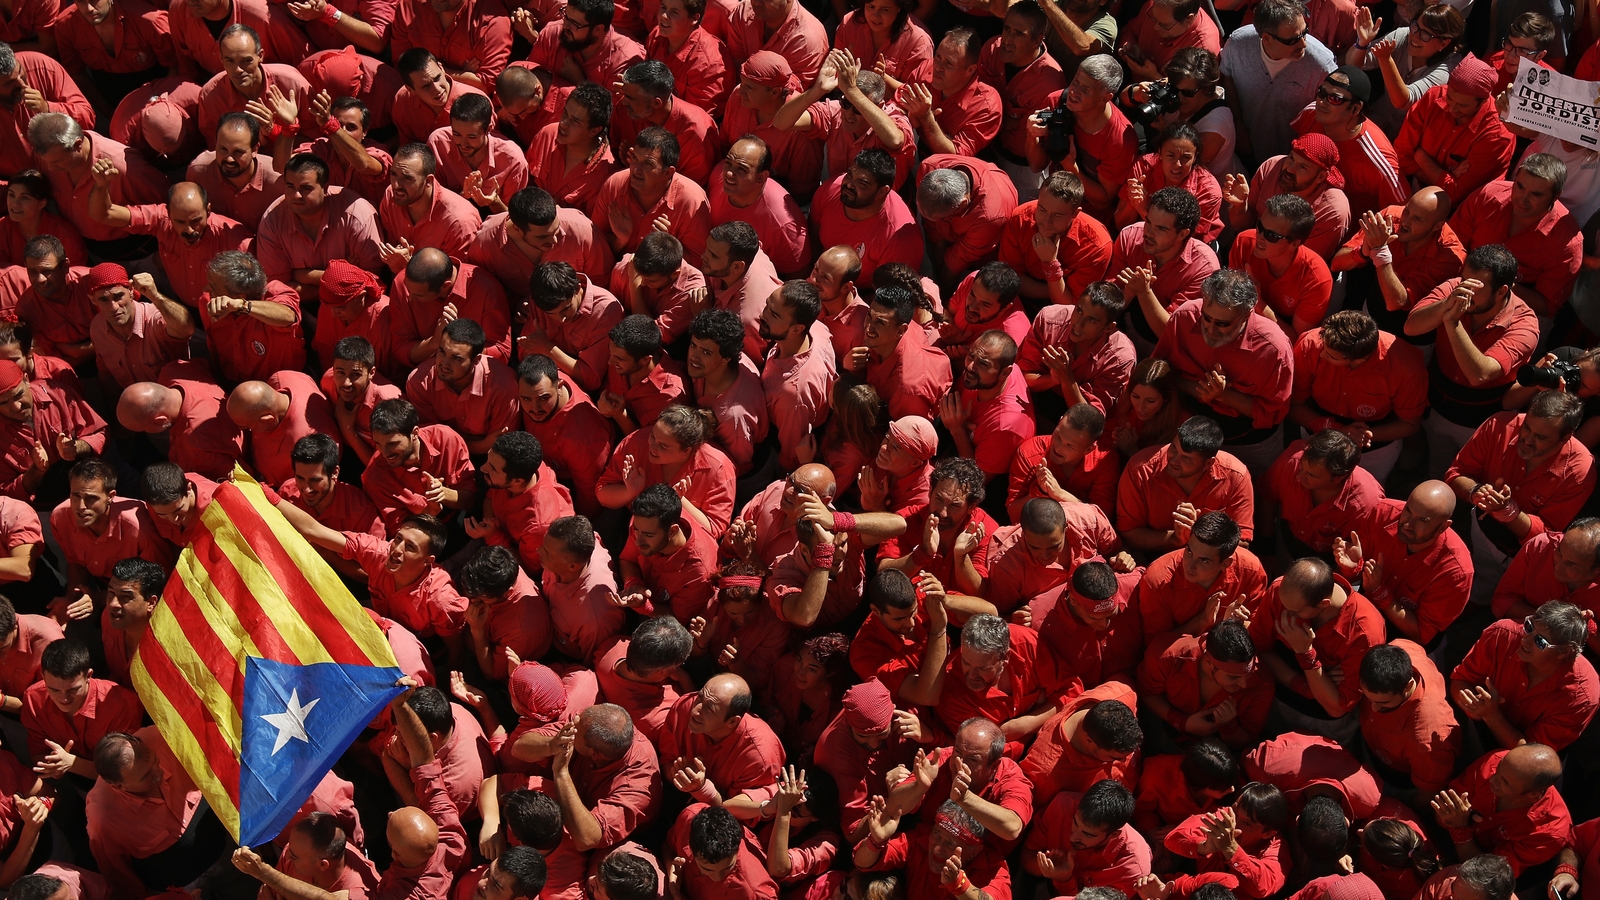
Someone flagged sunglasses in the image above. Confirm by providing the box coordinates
[1316,85,1351,105]
[1523,615,1561,650]
[1175,85,1203,98]
[1259,227,1288,243]
[1265,28,1307,44]
[1502,38,1545,58]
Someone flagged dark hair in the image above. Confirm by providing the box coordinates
[1174,416,1224,456]
[1207,618,1255,664]
[709,221,760,265]
[1063,403,1107,440]
[1457,855,1514,900]
[1181,738,1240,793]
[1078,778,1136,830]
[330,96,370,129]
[5,169,49,203]
[1149,186,1201,235]
[393,142,437,175]
[291,433,340,476]
[405,247,453,291]
[689,805,743,863]
[140,462,190,506]
[449,92,495,129]
[1072,560,1118,602]
[1190,511,1241,556]
[112,557,166,598]
[634,126,680,170]
[1320,310,1379,359]
[458,545,521,599]
[568,82,613,132]
[396,47,440,79]
[396,514,448,557]
[941,26,982,65]
[369,398,419,437]
[519,354,560,388]
[1294,795,1351,876]
[1082,699,1141,753]
[632,482,683,530]
[497,846,548,899]
[689,308,744,361]
[871,284,918,328]
[503,790,565,852]
[407,685,455,735]
[69,457,118,492]
[1464,245,1519,292]
[547,515,596,560]
[1006,0,1048,37]
[1303,429,1360,479]
[776,280,822,328]
[508,187,559,231]
[851,148,897,191]
[1282,557,1336,607]
[40,638,91,679]
[568,0,615,26]
[622,59,674,100]
[1166,47,1221,90]
[635,232,684,276]
[627,614,693,672]
[1530,389,1584,435]
[597,850,660,900]
[1359,644,1416,695]
[284,152,330,187]
[609,314,664,362]
[931,457,987,506]
[1362,818,1439,882]
[1156,120,1202,151]
[0,322,33,354]
[974,262,1021,306]
[867,568,917,612]
[1020,497,1066,535]
[531,262,582,312]
[333,336,377,367]
[215,111,261,146]
[1264,193,1315,242]
[1235,782,1290,831]
[442,317,487,357]
[7,876,63,900]
[492,431,544,481]
[292,811,347,861]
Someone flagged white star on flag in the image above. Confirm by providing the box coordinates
[261,689,321,755]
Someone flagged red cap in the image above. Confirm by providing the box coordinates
[0,360,24,394]
[83,262,131,294]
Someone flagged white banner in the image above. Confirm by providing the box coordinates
[1505,65,1600,148]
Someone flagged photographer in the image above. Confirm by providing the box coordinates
[1024,53,1136,226]
[1501,347,1600,449]
[1115,47,1239,177]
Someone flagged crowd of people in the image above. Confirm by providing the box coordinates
[0,0,1592,899]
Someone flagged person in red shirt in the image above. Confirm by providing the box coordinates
[457,545,551,682]
[1025,55,1137,228]
[1226,135,1351,263]
[0,358,106,506]
[1118,416,1256,554]
[425,94,529,214]
[667,804,778,900]
[312,265,395,379]
[1164,783,1292,899]
[1138,511,1269,639]
[878,458,998,600]
[659,673,785,822]
[519,261,623,395]
[323,336,402,467]
[517,355,611,518]
[589,127,712,268]
[198,251,307,385]
[1024,779,1149,896]
[1451,602,1599,752]
[1116,122,1223,243]
[86,178,253,310]
[856,798,1011,900]
[936,264,1029,367]
[1447,154,1584,318]
[683,309,767,475]
[617,483,718,623]
[709,137,811,278]
[361,398,480,533]
[720,54,827,202]
[1267,430,1385,558]
[227,374,338,488]
[842,285,950,423]
[979,498,1124,616]
[1133,739,1237,854]
[50,459,173,620]
[1290,68,1405,218]
[1120,0,1221,71]
[279,434,385,555]
[236,811,379,900]
[611,61,719,188]
[599,315,686,435]
[773,58,916,194]
[645,0,728,112]
[915,155,1017,286]
[1489,519,1600,633]
[13,235,94,366]
[393,250,512,368]
[1020,683,1142,807]
[924,614,1059,744]
[22,638,143,782]
[1333,480,1471,647]
[86,265,196,393]
[465,430,575,576]
[809,150,923,286]
[1394,57,1516,207]
[1431,744,1570,877]
[378,143,482,265]
[1110,187,1220,346]
[524,0,645,89]
[940,331,1036,484]
[1138,618,1272,750]
[114,364,243,484]
[1411,858,1514,900]
[1034,558,1143,695]
[1000,172,1115,311]
[405,318,520,456]
[393,50,488,146]
[1356,641,1459,795]
[884,716,1033,870]
[1331,187,1464,342]
[1288,310,1427,484]
[29,114,170,260]
[1228,195,1333,339]
[1007,403,1119,519]
[1446,391,1595,601]
[906,28,1002,159]
[690,561,795,695]
[814,677,921,839]
[975,2,1065,201]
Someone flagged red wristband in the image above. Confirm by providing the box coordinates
[832,511,857,532]
[1555,864,1581,880]
[1296,648,1321,670]
[810,542,836,571]
[321,116,341,136]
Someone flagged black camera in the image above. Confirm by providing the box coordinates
[1518,360,1582,391]
[1035,103,1075,161]
[1128,80,1181,125]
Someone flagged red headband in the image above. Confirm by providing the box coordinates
[1209,655,1258,675]
[936,813,982,846]
[720,575,765,590]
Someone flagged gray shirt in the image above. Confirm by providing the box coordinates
[1219,25,1337,162]
[1356,28,1460,135]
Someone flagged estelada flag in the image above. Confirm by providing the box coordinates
[130,467,404,847]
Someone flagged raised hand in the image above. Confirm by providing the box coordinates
[1222,173,1250,208]
[90,156,119,189]
[1430,788,1474,829]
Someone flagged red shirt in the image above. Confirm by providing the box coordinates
[244,371,336,487]
[832,10,933,85]
[427,129,529,205]
[1020,681,1141,806]
[50,496,174,582]
[1267,441,1385,552]
[543,540,625,665]
[1491,529,1600,619]
[160,362,246,481]
[0,614,62,697]
[406,353,520,441]
[0,213,86,271]
[878,506,998,593]
[473,206,613,309]
[612,98,720,187]
[1122,1,1221,68]
[1291,327,1427,426]
[1155,299,1294,430]
[1165,809,1285,899]
[927,75,1003,158]
[1108,224,1219,341]
[392,80,487,146]
[598,430,736,537]
[1051,91,1137,225]
[1241,730,1381,820]
[259,188,385,286]
[864,328,952,422]
[960,366,1037,478]
[807,98,917,191]
[1291,105,1405,217]
[659,692,785,802]
[917,155,1016,274]
[126,204,252,307]
[197,64,314,148]
[668,804,779,900]
[906,749,1033,867]
[589,171,712,268]
[1347,498,1472,645]
[985,503,1120,615]
[604,363,687,430]
[16,267,95,360]
[49,131,170,243]
[1356,639,1458,794]
[313,300,395,383]
[55,0,174,76]
[390,258,511,364]
[1036,572,1145,693]
[1229,233,1333,327]
[1015,303,1135,415]
[1246,577,1385,713]
[1569,817,1600,900]
[1394,86,1516,206]
[198,281,307,383]
[360,423,477,533]
[691,365,767,474]
[977,42,1065,160]
[278,479,385,539]
[594,635,679,743]
[813,704,919,833]
[722,93,824,199]
[0,379,107,501]
[1451,618,1600,751]
[568,726,661,849]
[809,174,924,284]
[185,151,280,231]
[297,49,402,126]
[1336,205,1465,310]
[1124,153,1224,242]
[529,19,644,87]
[940,274,1030,362]
[0,54,96,178]
[766,536,866,632]
[1449,179,1584,314]
[474,570,551,680]
[1446,749,1572,875]
[1446,411,1596,538]
[1137,632,1273,741]
[998,204,1113,305]
[167,0,307,78]
[21,676,143,766]
[646,26,730,113]
[391,0,511,86]
[1249,155,1351,261]
[867,828,1011,900]
[1025,790,1151,896]
[525,122,618,214]
[1006,434,1120,517]
[709,170,810,276]
[723,0,827,82]
[935,622,1054,736]
[343,533,468,638]
[379,178,483,260]
[1116,444,1256,541]
[1134,752,1220,834]
[762,322,838,472]
[373,761,468,900]
[484,466,574,574]
[620,518,719,622]
[1420,279,1540,394]
[1137,545,1269,639]
[522,375,612,517]
[850,610,925,684]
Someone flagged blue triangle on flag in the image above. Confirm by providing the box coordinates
[239,655,404,847]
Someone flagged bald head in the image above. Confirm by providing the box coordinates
[789,463,837,502]
[704,672,751,705]
[168,183,207,214]
[816,245,861,285]
[387,806,441,868]
[116,382,181,432]
[1409,480,1455,518]
[226,381,287,431]
[1498,743,1562,801]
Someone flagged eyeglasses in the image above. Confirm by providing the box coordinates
[1265,28,1307,44]
[563,15,595,29]
[1174,85,1203,98]
[1413,24,1446,42]
[1316,85,1351,105]
[1502,38,1545,58]
[1259,227,1288,243]
[1523,615,1555,650]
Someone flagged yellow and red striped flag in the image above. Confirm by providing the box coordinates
[131,467,403,846]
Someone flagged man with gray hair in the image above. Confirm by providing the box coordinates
[200,250,307,383]
[917,155,1017,287]
[0,43,94,178]
[772,49,917,191]
[611,60,719,185]
[924,612,1063,743]
[1024,53,1134,226]
[1447,152,1583,319]
[545,703,661,852]
[1451,600,1597,753]
[1490,517,1600,634]
[1153,268,1294,475]
[29,111,169,258]
[1219,0,1335,162]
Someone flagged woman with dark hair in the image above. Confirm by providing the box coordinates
[797,379,889,497]
[1349,3,1465,135]
[768,633,853,758]
[0,170,86,268]
[833,0,934,90]
[1107,357,1184,457]
[1358,816,1440,900]
[1119,47,1238,176]
[1116,121,1224,240]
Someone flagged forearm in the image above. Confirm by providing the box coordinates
[1379,56,1410,110]
[1482,708,1527,749]
[332,131,386,176]
[0,556,33,582]
[1001,707,1057,741]
[1213,387,1256,418]
[1403,301,1448,335]
[918,116,957,157]
[1374,262,1412,311]
[149,288,196,338]
[1137,286,1169,331]
[767,816,794,878]
[554,770,606,850]
[1044,2,1097,54]
[959,794,1024,840]
[246,301,299,328]
[253,866,344,900]
[1303,667,1348,717]
[884,780,929,818]
[1123,526,1179,552]
[1447,323,1503,385]
[848,90,906,149]
[774,86,825,131]
[0,824,41,887]
[898,629,948,706]
[952,553,982,595]
[333,12,385,51]
[781,565,831,628]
